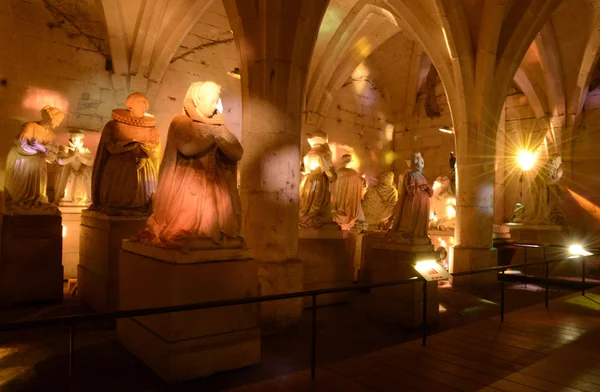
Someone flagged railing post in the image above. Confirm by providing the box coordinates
[69,323,74,392]
[524,247,528,278]
[581,256,586,296]
[310,294,317,380]
[422,278,427,347]
[500,269,505,323]
[545,259,549,308]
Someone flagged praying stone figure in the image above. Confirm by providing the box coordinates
[4,105,63,214]
[134,81,243,250]
[387,152,434,244]
[513,155,566,225]
[90,93,160,216]
[332,154,365,230]
[54,131,93,206]
[428,176,456,232]
[299,131,337,228]
[362,172,398,230]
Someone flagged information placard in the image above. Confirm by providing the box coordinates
[413,260,451,281]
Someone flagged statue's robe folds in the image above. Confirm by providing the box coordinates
[332,167,364,230]
[513,166,565,225]
[142,112,243,249]
[4,121,57,212]
[299,144,337,228]
[390,170,433,240]
[54,143,93,205]
[90,109,160,215]
[362,181,398,228]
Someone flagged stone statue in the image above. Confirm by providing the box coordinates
[4,105,63,214]
[54,131,93,206]
[90,93,160,216]
[134,81,243,250]
[387,152,433,244]
[428,176,456,231]
[299,131,337,228]
[362,172,398,230]
[332,154,365,230]
[513,155,565,225]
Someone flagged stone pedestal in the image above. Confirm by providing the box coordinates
[117,240,261,383]
[0,214,63,305]
[78,210,147,311]
[299,225,354,307]
[60,206,86,279]
[506,223,566,245]
[358,235,439,328]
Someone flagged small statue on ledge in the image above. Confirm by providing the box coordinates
[332,154,366,231]
[428,176,456,232]
[299,131,337,228]
[89,92,160,216]
[4,105,63,214]
[512,155,566,226]
[134,81,244,250]
[362,171,398,230]
[386,152,433,245]
[54,130,94,207]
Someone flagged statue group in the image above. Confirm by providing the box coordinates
[4,82,243,253]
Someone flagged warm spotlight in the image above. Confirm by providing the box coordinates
[569,244,592,257]
[517,150,537,171]
[439,126,454,134]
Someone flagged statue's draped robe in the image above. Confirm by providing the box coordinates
[332,167,363,230]
[390,170,433,239]
[362,181,398,227]
[54,142,93,205]
[90,110,159,215]
[4,121,57,211]
[143,112,243,249]
[299,144,337,228]
[514,166,565,225]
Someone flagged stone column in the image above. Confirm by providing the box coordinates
[224,0,329,330]
[453,119,498,281]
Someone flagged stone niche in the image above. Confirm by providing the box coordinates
[60,207,84,279]
[0,215,63,305]
[299,225,355,307]
[78,211,148,311]
[354,232,439,328]
[117,240,261,383]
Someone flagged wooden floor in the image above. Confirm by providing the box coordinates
[228,290,600,392]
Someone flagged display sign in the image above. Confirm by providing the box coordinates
[413,260,451,281]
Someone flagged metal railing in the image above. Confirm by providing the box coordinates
[0,243,596,389]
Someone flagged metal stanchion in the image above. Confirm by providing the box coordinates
[310,295,317,380]
[581,256,586,296]
[545,259,549,308]
[500,269,505,322]
[422,279,427,347]
[69,323,74,391]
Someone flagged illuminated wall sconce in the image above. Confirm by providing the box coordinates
[227,68,241,79]
[439,125,454,134]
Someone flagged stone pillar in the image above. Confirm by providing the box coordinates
[453,120,498,283]
[224,0,329,330]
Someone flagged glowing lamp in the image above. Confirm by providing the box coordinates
[216,98,223,114]
[62,224,67,238]
[439,126,454,134]
[517,150,537,171]
[569,244,592,257]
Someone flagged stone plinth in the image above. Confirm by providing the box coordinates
[299,226,354,307]
[60,206,86,279]
[0,214,63,305]
[117,240,261,383]
[505,223,566,245]
[358,235,439,328]
[78,210,148,311]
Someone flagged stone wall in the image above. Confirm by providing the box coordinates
[393,76,454,184]
[0,0,240,188]
[306,65,395,186]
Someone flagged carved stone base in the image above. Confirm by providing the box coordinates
[78,210,148,311]
[0,214,63,305]
[356,235,439,328]
[505,223,566,245]
[300,227,354,307]
[117,240,261,383]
